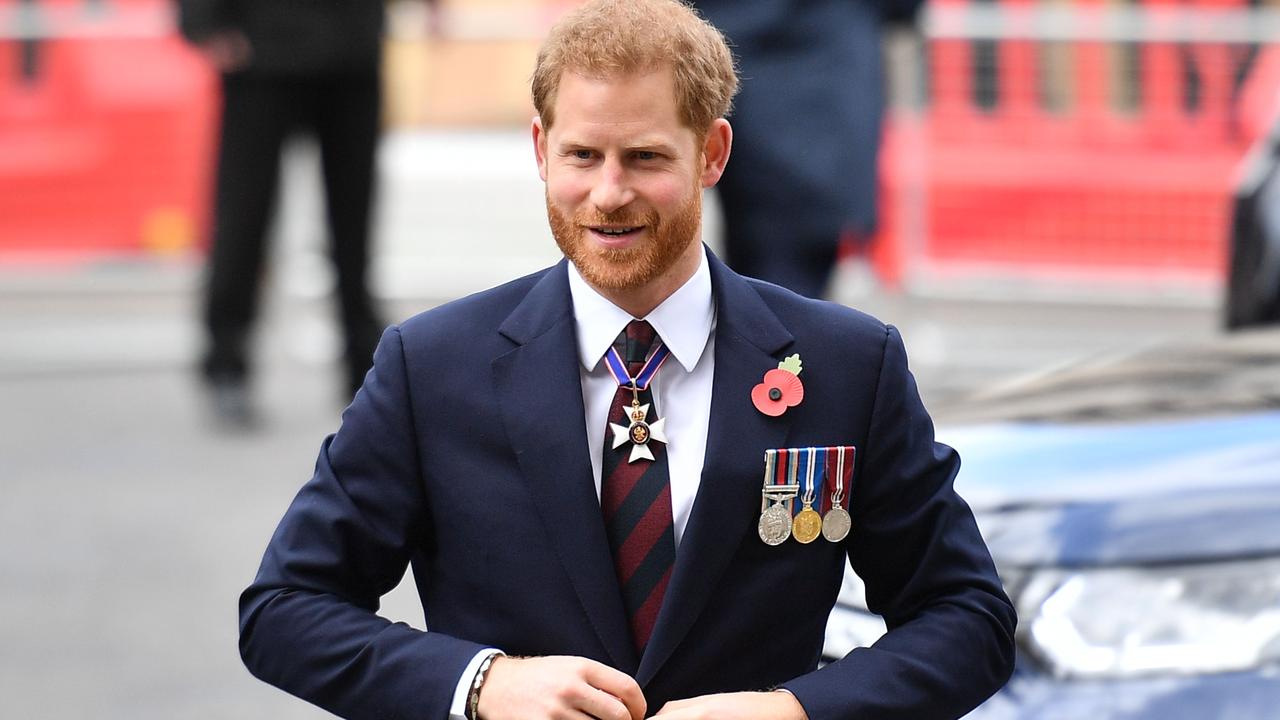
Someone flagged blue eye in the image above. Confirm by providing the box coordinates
[634,151,657,161]
[573,149,593,160]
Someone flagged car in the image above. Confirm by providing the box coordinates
[823,328,1280,718]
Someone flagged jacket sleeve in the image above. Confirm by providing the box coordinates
[238,326,487,720]
[781,325,1017,719]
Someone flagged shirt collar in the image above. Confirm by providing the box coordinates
[567,246,714,374]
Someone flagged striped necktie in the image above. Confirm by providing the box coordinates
[601,320,675,653]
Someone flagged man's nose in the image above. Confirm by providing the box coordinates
[590,159,635,214]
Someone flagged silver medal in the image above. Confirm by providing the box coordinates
[821,506,851,542]
[757,450,794,545]
[822,446,852,542]
[758,501,793,545]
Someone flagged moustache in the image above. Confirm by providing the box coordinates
[574,208,659,228]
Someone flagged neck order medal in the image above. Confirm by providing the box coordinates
[610,391,668,463]
[604,339,672,464]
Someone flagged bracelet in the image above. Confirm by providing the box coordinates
[466,653,499,720]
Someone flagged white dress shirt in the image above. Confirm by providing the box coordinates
[567,247,717,547]
[448,249,718,719]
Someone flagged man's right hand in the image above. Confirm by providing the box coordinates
[476,655,646,720]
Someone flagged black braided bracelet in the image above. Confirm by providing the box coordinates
[466,653,498,720]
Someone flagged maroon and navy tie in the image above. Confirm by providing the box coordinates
[601,320,675,653]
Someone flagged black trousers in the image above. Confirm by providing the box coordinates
[202,68,383,394]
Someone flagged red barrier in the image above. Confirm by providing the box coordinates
[0,0,218,261]
[872,0,1280,285]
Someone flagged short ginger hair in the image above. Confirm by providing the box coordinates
[532,0,739,135]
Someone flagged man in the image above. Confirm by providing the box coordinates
[239,2,1016,718]
[691,0,922,298]
[177,0,391,424]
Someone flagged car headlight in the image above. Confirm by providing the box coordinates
[1018,556,1280,679]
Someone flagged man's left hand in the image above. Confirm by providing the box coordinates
[653,691,809,720]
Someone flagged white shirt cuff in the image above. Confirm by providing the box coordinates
[448,649,503,720]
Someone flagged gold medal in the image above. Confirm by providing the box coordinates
[792,447,822,544]
[792,507,822,543]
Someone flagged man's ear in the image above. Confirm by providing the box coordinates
[699,118,733,188]
[532,116,549,182]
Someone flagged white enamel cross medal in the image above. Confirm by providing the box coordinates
[610,387,668,463]
[604,338,672,464]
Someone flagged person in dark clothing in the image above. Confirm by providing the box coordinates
[177,0,395,426]
[691,0,923,299]
[1226,117,1280,330]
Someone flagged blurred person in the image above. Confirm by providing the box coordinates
[691,0,924,298]
[177,0,429,426]
[1226,115,1280,329]
[237,1,1015,719]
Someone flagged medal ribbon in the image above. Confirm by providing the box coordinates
[801,447,818,506]
[760,448,798,514]
[604,342,671,391]
[786,449,799,515]
[830,446,845,512]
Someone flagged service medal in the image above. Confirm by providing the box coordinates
[790,447,823,544]
[758,501,793,546]
[792,507,822,544]
[821,507,851,542]
[822,445,852,542]
[757,449,796,545]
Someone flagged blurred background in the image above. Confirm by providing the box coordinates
[1,0,1278,717]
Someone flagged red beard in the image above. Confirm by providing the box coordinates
[546,187,702,293]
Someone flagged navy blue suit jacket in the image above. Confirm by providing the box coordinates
[239,251,1015,719]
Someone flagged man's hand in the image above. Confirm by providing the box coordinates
[654,691,809,720]
[476,655,646,720]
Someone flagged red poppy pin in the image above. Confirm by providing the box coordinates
[752,354,804,417]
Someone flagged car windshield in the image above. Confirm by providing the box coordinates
[934,328,1280,425]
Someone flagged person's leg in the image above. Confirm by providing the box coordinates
[202,73,292,389]
[314,67,383,398]
[718,197,839,299]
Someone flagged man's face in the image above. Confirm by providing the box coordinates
[533,68,728,296]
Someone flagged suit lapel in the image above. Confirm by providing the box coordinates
[637,252,795,685]
[492,261,639,673]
